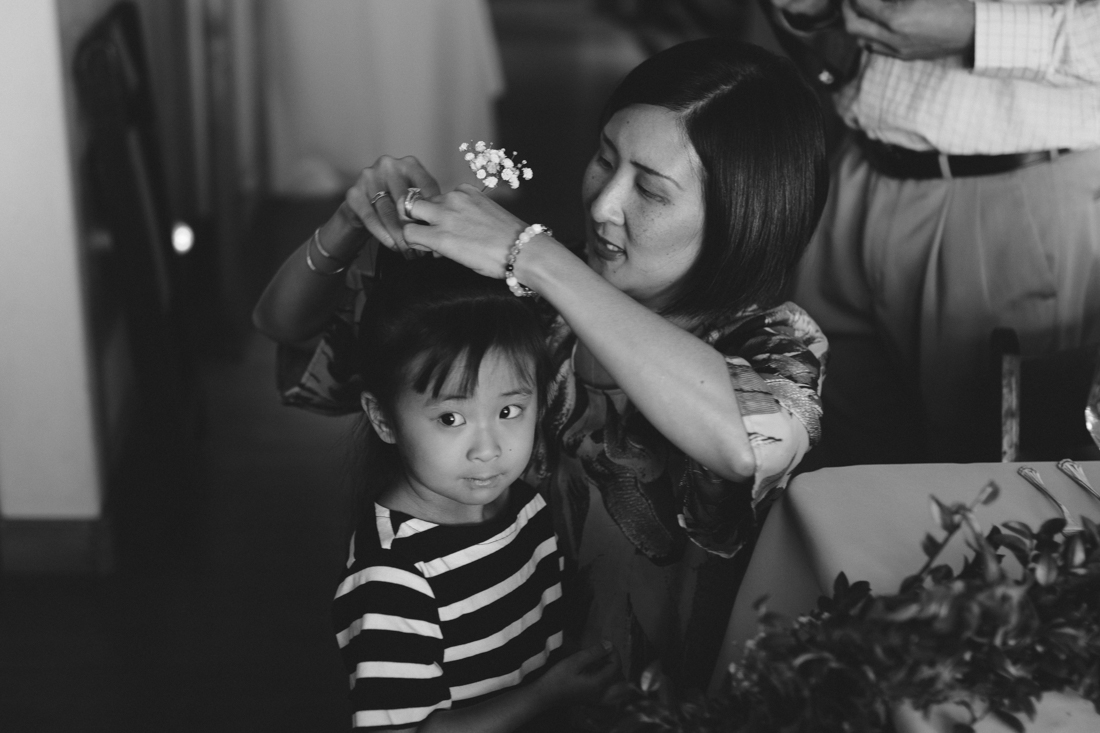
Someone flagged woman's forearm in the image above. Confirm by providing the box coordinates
[520,236,757,482]
[252,204,367,344]
[414,681,554,733]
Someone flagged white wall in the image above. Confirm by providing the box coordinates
[0,2,102,518]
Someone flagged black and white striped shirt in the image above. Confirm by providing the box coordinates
[333,482,564,730]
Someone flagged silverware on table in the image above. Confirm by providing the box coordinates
[1056,459,1100,507]
[1017,466,1083,533]
[1085,360,1100,451]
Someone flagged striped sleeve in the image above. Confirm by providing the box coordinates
[333,553,450,730]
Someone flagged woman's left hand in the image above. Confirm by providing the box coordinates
[402,184,528,279]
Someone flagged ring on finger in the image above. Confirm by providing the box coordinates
[404,187,423,219]
[369,190,391,206]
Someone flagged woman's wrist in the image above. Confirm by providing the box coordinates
[509,231,564,297]
[527,670,565,710]
[505,224,551,297]
[320,203,371,262]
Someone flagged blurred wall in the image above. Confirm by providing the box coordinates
[0,0,197,572]
[0,3,102,547]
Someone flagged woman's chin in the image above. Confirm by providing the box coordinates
[584,245,605,273]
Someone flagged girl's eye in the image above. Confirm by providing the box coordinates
[637,183,661,201]
[439,412,466,427]
[595,154,612,170]
[499,405,524,419]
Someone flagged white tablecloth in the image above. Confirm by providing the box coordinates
[710,461,1100,731]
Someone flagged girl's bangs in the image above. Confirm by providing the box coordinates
[411,328,541,400]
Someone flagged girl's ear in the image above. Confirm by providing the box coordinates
[361,392,396,444]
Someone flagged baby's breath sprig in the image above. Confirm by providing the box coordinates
[459,141,534,190]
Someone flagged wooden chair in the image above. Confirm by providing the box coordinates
[989,327,1100,463]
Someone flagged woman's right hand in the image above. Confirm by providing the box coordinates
[341,155,441,257]
[535,642,622,708]
[252,154,440,344]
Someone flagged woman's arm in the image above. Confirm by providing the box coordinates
[413,643,619,733]
[525,238,758,482]
[252,203,366,344]
[252,156,440,344]
[404,187,757,482]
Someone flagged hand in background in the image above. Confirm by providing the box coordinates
[843,0,975,60]
[770,0,836,18]
[343,155,441,257]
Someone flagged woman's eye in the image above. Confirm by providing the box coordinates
[439,412,466,427]
[637,184,660,201]
[499,405,524,419]
[595,155,612,170]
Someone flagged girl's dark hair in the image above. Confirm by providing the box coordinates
[599,38,829,324]
[351,255,549,513]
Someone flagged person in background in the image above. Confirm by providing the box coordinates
[766,0,1100,464]
[333,257,619,731]
[263,0,503,195]
[255,39,829,690]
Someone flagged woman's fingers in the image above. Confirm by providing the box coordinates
[372,192,417,256]
[344,155,443,256]
[400,187,528,278]
[346,167,409,254]
[570,642,621,700]
[576,641,616,674]
[405,189,445,230]
[400,156,442,200]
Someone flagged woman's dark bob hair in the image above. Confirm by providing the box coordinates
[599,38,829,323]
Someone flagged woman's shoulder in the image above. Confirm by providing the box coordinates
[702,301,827,362]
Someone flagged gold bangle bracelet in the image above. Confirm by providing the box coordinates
[311,227,349,263]
[305,230,348,276]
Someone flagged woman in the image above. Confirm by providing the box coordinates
[254,38,829,690]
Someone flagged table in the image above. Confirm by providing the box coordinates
[709,461,1100,731]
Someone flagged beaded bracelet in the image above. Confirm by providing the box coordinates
[505,224,549,297]
[305,228,348,276]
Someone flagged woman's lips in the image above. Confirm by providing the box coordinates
[588,234,624,262]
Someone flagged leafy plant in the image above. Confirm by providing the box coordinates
[580,483,1100,733]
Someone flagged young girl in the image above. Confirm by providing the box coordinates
[332,257,619,732]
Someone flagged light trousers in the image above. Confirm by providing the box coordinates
[796,138,1100,463]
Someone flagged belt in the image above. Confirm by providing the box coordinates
[855,133,1071,180]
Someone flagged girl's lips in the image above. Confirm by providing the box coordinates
[588,234,625,262]
[466,474,503,489]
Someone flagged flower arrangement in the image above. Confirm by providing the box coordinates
[580,483,1100,733]
[460,141,533,190]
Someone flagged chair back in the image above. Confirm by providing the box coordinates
[989,327,1100,462]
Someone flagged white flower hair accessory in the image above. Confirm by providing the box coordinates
[460,141,534,190]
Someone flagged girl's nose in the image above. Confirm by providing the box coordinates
[467,425,502,462]
[589,173,625,227]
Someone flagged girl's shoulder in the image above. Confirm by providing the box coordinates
[348,504,433,567]
[339,521,433,603]
[361,485,550,561]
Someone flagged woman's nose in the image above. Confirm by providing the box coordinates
[589,173,625,227]
[467,425,502,462]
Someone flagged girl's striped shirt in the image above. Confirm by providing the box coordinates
[332,481,564,730]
